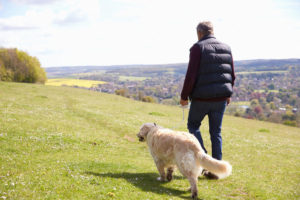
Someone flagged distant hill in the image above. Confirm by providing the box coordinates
[234,58,300,67]
[45,58,300,78]
[234,58,300,71]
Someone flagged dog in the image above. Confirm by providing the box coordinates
[137,123,232,199]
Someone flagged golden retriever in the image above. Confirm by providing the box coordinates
[137,123,232,199]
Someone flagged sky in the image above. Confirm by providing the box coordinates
[0,0,300,67]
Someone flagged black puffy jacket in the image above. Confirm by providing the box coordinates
[191,35,233,99]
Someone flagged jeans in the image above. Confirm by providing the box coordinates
[187,100,227,160]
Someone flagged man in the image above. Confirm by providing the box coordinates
[180,21,235,177]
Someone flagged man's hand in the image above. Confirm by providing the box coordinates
[226,98,231,105]
[180,99,188,107]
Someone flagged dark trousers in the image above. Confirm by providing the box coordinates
[187,100,227,160]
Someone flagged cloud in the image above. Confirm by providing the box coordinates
[0,24,38,31]
[53,10,88,26]
[0,10,50,31]
[10,0,59,5]
[36,49,55,55]
[0,0,99,30]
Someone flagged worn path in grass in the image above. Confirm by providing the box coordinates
[0,82,299,199]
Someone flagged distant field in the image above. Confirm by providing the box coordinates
[254,89,279,93]
[236,70,287,75]
[231,101,250,106]
[119,76,149,81]
[71,70,107,78]
[46,78,106,88]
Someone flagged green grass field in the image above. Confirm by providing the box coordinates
[46,78,106,88]
[0,82,299,200]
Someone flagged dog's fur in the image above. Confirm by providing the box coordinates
[137,123,232,199]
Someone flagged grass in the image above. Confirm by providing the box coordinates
[148,112,165,116]
[46,78,106,88]
[258,128,270,133]
[118,76,149,81]
[0,81,299,199]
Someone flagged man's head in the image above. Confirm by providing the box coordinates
[196,21,214,40]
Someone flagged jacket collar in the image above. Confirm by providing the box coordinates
[198,34,215,42]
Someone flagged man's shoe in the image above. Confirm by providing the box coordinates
[202,169,219,180]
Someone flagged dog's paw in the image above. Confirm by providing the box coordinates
[156,177,165,181]
[167,168,173,182]
[166,173,173,182]
[192,191,198,200]
[203,170,219,180]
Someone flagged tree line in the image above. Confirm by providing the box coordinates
[0,48,47,83]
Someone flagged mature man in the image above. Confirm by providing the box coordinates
[180,21,235,176]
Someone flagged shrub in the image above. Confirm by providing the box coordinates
[142,96,156,103]
[283,120,296,127]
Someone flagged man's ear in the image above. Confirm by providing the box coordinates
[154,122,156,126]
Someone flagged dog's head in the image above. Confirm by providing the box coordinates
[137,123,157,142]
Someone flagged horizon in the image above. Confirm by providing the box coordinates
[1,0,300,67]
[43,57,300,68]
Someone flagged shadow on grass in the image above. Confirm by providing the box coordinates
[85,171,201,200]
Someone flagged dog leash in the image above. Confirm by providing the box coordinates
[171,104,190,130]
[181,104,189,122]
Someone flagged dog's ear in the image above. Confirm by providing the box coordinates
[154,122,156,126]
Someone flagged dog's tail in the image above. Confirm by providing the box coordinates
[197,152,232,179]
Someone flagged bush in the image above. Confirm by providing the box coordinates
[115,88,130,97]
[283,120,296,127]
[0,48,47,83]
[142,96,156,103]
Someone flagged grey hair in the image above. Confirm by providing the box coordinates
[196,21,214,35]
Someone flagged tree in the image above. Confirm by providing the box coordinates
[269,102,276,110]
[115,88,129,97]
[142,96,156,103]
[254,106,263,115]
[268,112,282,123]
[268,84,275,90]
[250,99,259,107]
[138,91,144,101]
[0,48,47,83]
[266,92,275,102]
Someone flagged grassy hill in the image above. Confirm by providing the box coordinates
[0,82,299,200]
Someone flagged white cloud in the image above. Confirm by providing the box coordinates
[53,10,88,25]
[0,0,100,32]
[10,0,59,5]
[1,11,41,31]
